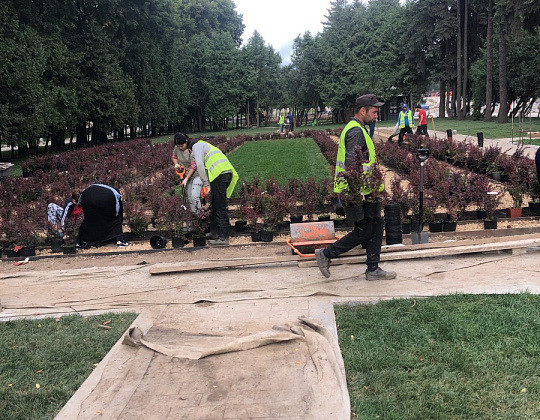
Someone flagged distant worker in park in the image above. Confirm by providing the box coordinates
[47,192,82,238]
[172,132,202,213]
[278,112,285,133]
[76,184,128,248]
[416,104,428,136]
[188,139,239,246]
[287,111,294,132]
[397,103,414,146]
[315,94,397,281]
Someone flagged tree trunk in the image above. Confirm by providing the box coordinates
[498,29,508,123]
[456,0,468,120]
[484,0,493,122]
[76,122,87,148]
[50,129,66,151]
[439,80,446,118]
[461,0,468,119]
[255,95,260,128]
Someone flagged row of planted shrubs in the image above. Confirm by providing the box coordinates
[0,129,340,247]
[1,128,538,247]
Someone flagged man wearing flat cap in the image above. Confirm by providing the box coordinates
[315,94,397,281]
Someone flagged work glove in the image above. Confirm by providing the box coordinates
[174,163,182,170]
[202,201,211,211]
[181,178,188,187]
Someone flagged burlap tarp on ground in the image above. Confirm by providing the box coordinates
[56,314,350,420]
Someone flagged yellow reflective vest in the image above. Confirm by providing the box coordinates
[203,142,239,198]
[333,120,380,195]
[398,110,413,128]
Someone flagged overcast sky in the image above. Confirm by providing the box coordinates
[232,0,333,65]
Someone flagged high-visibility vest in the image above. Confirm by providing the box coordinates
[279,114,284,124]
[202,142,239,198]
[333,120,380,195]
[399,110,413,128]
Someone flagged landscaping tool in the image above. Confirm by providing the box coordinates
[287,221,339,258]
[175,165,188,209]
[412,148,429,245]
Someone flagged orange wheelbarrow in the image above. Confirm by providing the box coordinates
[286,221,339,258]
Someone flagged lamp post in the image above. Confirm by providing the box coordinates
[413,148,430,244]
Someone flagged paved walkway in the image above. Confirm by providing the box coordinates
[375,126,539,159]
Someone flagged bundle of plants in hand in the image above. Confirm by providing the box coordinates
[336,146,385,206]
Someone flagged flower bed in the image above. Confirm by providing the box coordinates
[1,130,538,249]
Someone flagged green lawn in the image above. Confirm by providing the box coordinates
[0,313,137,420]
[336,293,540,420]
[228,138,332,189]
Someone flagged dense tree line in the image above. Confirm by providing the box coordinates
[305,0,540,123]
[1,0,539,158]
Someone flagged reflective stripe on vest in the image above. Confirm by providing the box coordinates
[333,121,378,195]
[399,110,413,128]
[203,142,239,198]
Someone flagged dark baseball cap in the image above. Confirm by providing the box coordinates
[356,94,384,108]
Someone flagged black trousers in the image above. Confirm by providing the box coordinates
[324,216,384,269]
[398,126,413,145]
[210,172,232,239]
[416,125,428,136]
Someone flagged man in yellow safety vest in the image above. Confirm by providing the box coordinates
[397,103,414,146]
[315,94,397,281]
[189,139,239,246]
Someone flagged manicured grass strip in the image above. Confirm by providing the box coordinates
[228,138,333,188]
[0,312,137,420]
[336,294,540,420]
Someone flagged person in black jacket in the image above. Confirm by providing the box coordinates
[76,184,128,248]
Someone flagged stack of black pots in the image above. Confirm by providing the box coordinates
[384,203,402,245]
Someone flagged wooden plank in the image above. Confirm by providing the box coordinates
[149,255,300,275]
[298,236,540,268]
[150,233,540,275]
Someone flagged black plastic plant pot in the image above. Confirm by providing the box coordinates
[171,236,185,248]
[290,215,304,224]
[62,246,77,255]
[20,247,36,257]
[483,218,498,230]
[250,230,261,242]
[443,221,457,232]
[260,230,274,242]
[428,220,443,233]
[192,236,206,247]
[150,235,167,249]
[343,203,364,223]
[51,238,65,253]
[234,220,248,232]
